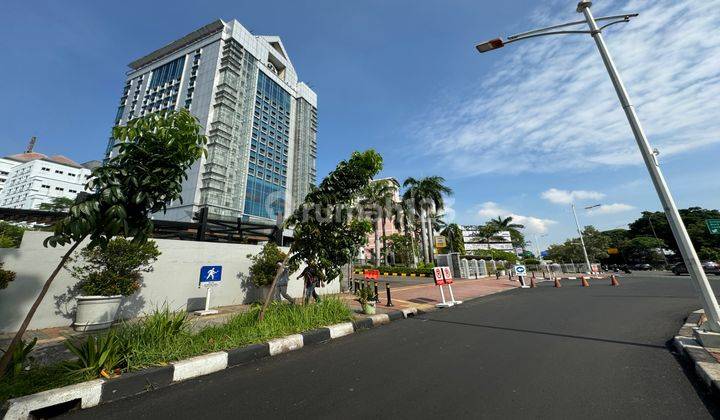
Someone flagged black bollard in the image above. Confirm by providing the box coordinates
[374,281,380,302]
[385,283,393,307]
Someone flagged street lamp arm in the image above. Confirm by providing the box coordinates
[506,14,637,41]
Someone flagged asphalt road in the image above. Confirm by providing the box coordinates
[65,272,720,419]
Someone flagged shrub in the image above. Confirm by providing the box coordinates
[247,243,298,287]
[0,338,36,377]
[0,262,15,290]
[0,222,24,248]
[63,333,124,380]
[69,238,160,296]
[356,265,432,276]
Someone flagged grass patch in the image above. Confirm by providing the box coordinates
[0,298,352,403]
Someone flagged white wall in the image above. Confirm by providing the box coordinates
[0,231,339,333]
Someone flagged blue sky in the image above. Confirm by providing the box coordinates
[1,0,719,249]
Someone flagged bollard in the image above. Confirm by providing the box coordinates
[374,281,380,302]
[530,276,537,288]
[554,277,562,288]
[610,274,620,287]
[353,279,359,293]
[385,283,393,307]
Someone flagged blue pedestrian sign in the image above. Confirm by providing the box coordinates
[199,265,222,285]
[514,265,527,276]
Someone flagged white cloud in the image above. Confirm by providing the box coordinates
[540,188,605,205]
[586,203,636,215]
[476,201,557,234]
[414,0,720,176]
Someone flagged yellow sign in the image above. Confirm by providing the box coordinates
[608,248,619,255]
[434,236,447,248]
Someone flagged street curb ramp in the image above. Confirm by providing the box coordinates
[0,307,418,420]
[672,309,720,396]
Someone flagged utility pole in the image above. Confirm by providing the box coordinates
[571,203,592,274]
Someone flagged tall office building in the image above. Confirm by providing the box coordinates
[110,19,317,222]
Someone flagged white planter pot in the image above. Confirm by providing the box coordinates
[74,295,123,332]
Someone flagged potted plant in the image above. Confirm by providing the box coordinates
[355,286,377,315]
[69,238,160,331]
[248,243,297,301]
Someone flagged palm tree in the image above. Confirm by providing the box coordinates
[486,216,525,247]
[360,179,395,266]
[402,176,453,263]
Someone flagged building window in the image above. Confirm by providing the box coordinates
[41,184,50,188]
[149,56,186,89]
[55,187,64,191]
[41,167,50,172]
[55,170,64,174]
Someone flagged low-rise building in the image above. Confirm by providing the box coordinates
[0,157,19,194]
[361,177,403,264]
[0,152,96,210]
[461,225,513,252]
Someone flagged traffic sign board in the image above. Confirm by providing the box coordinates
[199,265,222,285]
[514,265,527,276]
[707,219,720,235]
[434,236,447,248]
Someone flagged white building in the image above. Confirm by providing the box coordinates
[110,19,318,223]
[0,152,96,210]
[461,225,514,252]
[0,157,18,194]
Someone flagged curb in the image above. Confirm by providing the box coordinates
[672,309,720,395]
[1,308,418,419]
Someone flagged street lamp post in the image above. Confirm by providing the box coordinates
[571,203,593,274]
[475,0,720,331]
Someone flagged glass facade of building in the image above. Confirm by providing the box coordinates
[244,70,291,219]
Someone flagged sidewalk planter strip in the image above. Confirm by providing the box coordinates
[672,309,720,396]
[1,307,418,419]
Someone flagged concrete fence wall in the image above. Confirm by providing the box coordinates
[0,231,339,333]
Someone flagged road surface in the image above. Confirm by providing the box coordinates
[65,272,720,419]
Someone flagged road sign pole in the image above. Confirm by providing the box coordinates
[571,203,592,274]
[579,0,720,332]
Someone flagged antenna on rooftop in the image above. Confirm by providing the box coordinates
[25,136,37,153]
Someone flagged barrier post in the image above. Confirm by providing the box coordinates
[374,281,380,303]
[385,283,393,306]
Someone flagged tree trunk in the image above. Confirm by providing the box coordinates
[374,221,381,267]
[258,254,291,321]
[419,208,429,263]
[381,218,388,265]
[427,213,435,263]
[0,237,84,378]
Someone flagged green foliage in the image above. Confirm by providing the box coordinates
[38,197,75,212]
[289,150,383,282]
[44,109,207,250]
[0,262,16,290]
[402,176,453,213]
[0,338,36,377]
[69,238,160,296]
[619,236,666,266]
[416,261,435,269]
[63,333,124,380]
[383,234,416,266]
[357,265,432,276]
[471,249,518,263]
[546,226,609,263]
[440,223,465,254]
[629,208,720,256]
[523,258,541,265]
[247,242,299,287]
[485,216,525,247]
[0,221,24,248]
[699,247,720,262]
[355,286,376,306]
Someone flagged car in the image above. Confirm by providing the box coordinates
[633,263,652,271]
[672,261,720,275]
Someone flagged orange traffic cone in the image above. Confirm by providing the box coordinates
[554,277,562,288]
[610,274,620,287]
[530,276,537,288]
[581,275,590,287]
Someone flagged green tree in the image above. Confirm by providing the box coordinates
[360,179,395,266]
[0,262,15,290]
[0,221,24,248]
[383,233,416,266]
[546,226,609,263]
[38,197,75,212]
[0,109,207,377]
[288,150,383,283]
[486,216,525,247]
[629,208,720,256]
[619,236,666,267]
[472,249,518,264]
[402,176,453,264]
[440,223,465,254]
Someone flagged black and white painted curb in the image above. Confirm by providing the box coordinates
[0,307,417,420]
[672,309,720,395]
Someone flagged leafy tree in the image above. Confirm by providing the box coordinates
[383,233,416,266]
[38,197,75,212]
[619,236,666,267]
[601,228,630,248]
[486,216,525,247]
[698,247,720,263]
[402,176,453,264]
[247,242,299,287]
[471,249,518,264]
[359,179,395,266]
[440,223,465,254]
[629,208,720,256]
[0,109,207,377]
[288,150,383,283]
[546,226,609,263]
